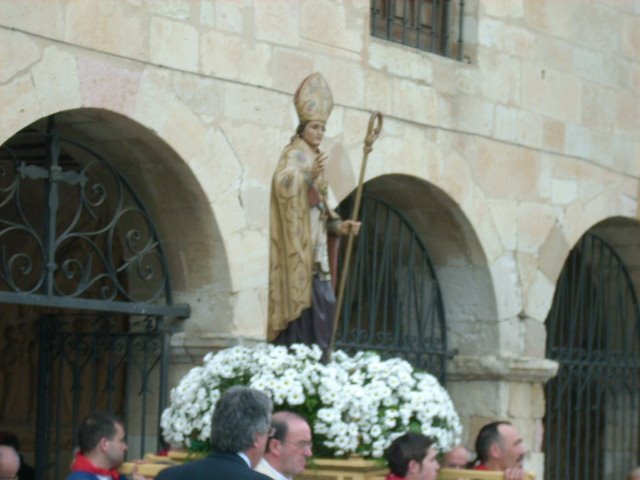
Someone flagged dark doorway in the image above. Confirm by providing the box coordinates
[544,233,640,480]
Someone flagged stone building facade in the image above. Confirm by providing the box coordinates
[0,1,639,479]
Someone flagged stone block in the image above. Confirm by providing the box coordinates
[391,79,438,126]
[0,30,41,83]
[150,18,199,71]
[580,82,615,131]
[477,50,521,104]
[160,101,207,162]
[368,41,433,84]
[0,75,42,140]
[447,381,509,417]
[516,251,537,300]
[573,48,627,89]
[508,383,533,418]
[473,139,541,201]
[504,25,536,58]
[537,224,570,284]
[270,48,314,93]
[477,17,506,50]
[523,0,577,40]
[314,57,366,108]
[517,110,543,149]
[533,36,573,72]
[299,0,363,55]
[437,265,496,322]
[542,119,565,151]
[494,105,518,143]
[488,199,517,250]
[522,63,581,123]
[65,0,148,61]
[231,287,268,338]
[224,229,269,291]
[143,0,192,21]
[241,185,271,231]
[173,74,225,124]
[523,316,547,358]
[517,202,557,254]
[31,47,82,114]
[254,0,299,46]
[0,0,65,39]
[363,69,394,117]
[523,270,556,322]
[571,2,619,52]
[77,57,142,117]
[223,83,288,127]
[490,253,523,320]
[551,177,578,205]
[134,69,177,134]
[220,122,287,184]
[213,186,248,242]
[201,31,272,87]
[622,14,640,59]
[498,316,523,356]
[450,95,494,136]
[482,0,524,18]
[615,91,640,135]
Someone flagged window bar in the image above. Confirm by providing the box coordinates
[457,0,465,60]
[443,0,451,56]
[386,0,395,40]
[431,0,439,53]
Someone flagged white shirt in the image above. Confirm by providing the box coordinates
[255,458,292,480]
[237,452,251,468]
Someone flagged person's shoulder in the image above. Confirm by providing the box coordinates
[65,472,98,480]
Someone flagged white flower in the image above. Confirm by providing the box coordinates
[161,344,461,457]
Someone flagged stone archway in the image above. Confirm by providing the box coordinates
[0,108,228,476]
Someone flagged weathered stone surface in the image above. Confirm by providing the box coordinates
[65,0,148,60]
[368,41,433,84]
[254,0,299,46]
[31,47,82,114]
[0,0,65,39]
[0,31,40,83]
[299,0,363,54]
[77,58,142,116]
[150,18,199,71]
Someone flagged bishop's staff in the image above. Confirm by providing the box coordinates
[328,111,383,360]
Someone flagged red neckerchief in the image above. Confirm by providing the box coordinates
[70,452,120,480]
[385,474,405,480]
[473,464,489,470]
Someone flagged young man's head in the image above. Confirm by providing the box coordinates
[474,421,526,470]
[77,412,127,469]
[0,446,20,480]
[263,411,313,477]
[386,433,439,480]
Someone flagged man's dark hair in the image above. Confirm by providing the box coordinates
[78,412,123,453]
[210,386,272,453]
[385,432,434,477]
[266,411,308,453]
[474,421,511,464]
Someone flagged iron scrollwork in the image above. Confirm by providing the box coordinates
[0,130,176,309]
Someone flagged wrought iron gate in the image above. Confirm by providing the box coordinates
[336,193,450,381]
[545,233,640,480]
[0,116,189,479]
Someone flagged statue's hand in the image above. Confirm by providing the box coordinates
[339,220,361,236]
[311,152,328,179]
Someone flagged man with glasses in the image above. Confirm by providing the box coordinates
[256,412,313,480]
[0,445,19,480]
[157,386,273,480]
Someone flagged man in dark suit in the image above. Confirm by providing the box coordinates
[157,386,273,480]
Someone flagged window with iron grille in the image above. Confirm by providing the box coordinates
[371,0,463,59]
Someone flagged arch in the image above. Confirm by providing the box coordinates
[0,109,230,475]
[544,226,640,480]
[337,174,497,360]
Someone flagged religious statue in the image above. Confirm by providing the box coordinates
[268,73,360,361]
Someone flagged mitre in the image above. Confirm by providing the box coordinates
[294,72,334,123]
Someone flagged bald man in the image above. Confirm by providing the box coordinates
[0,445,20,480]
[255,412,312,479]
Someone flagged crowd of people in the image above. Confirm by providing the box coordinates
[0,386,633,480]
[47,386,638,480]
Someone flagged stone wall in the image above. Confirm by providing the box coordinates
[1,1,639,477]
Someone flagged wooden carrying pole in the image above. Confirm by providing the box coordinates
[328,111,383,360]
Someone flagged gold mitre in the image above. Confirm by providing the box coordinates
[294,72,334,123]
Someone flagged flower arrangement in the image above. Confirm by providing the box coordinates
[161,343,461,459]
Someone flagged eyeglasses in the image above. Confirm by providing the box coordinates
[266,427,276,437]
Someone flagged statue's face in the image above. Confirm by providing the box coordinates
[301,121,326,148]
